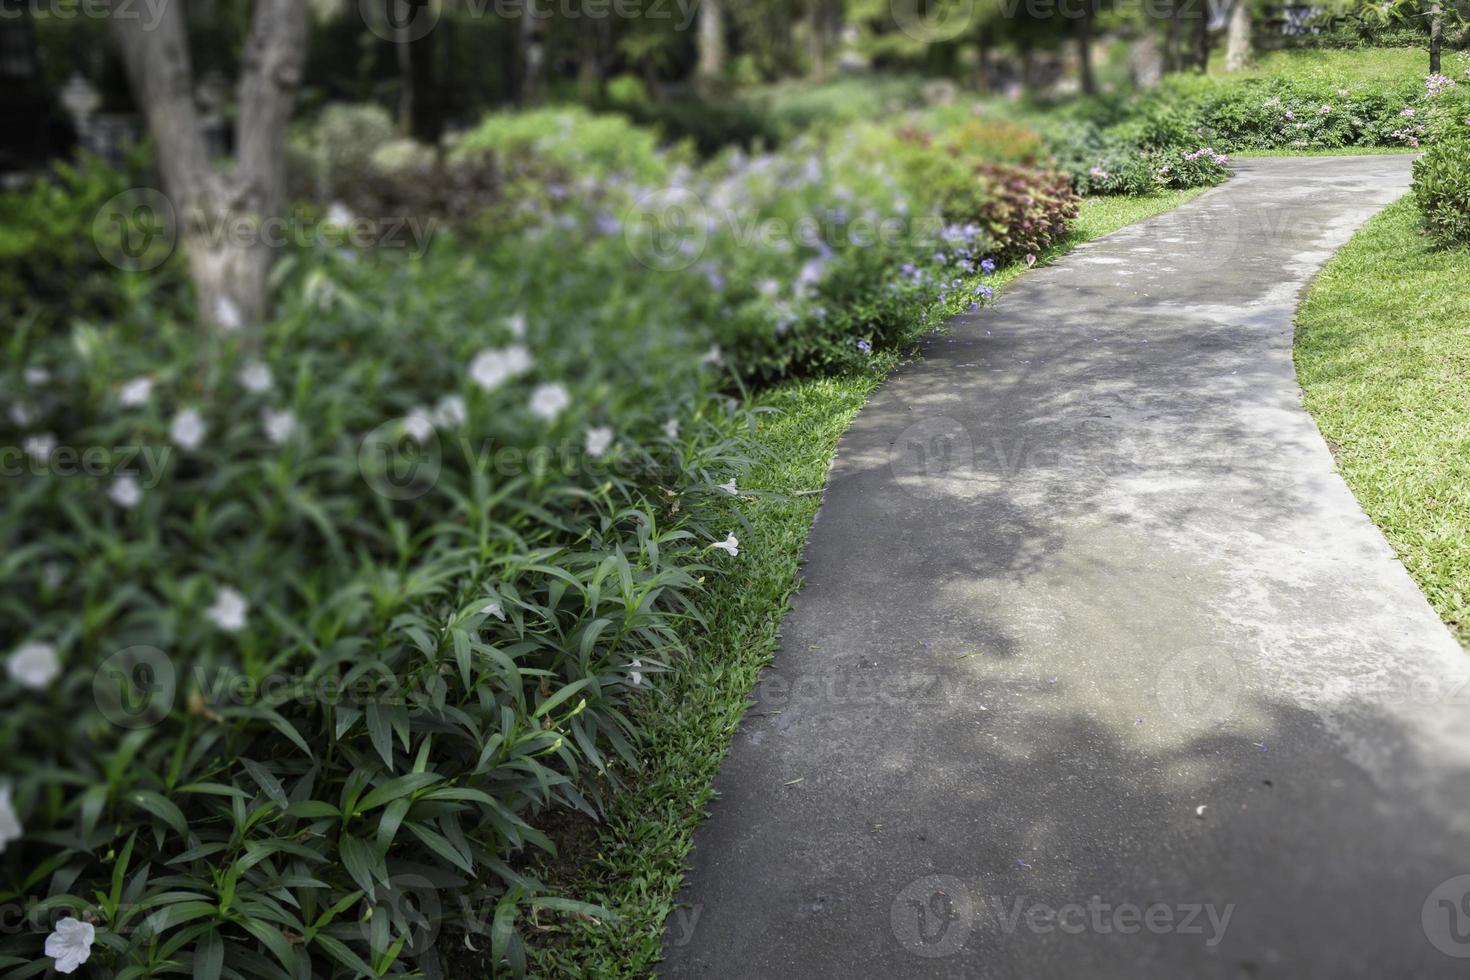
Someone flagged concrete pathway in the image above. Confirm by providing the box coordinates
[662,157,1470,979]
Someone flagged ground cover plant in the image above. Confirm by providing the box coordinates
[0,99,1022,977]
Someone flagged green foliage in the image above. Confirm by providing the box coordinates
[1414,133,1470,244]
[747,75,930,141]
[0,101,1025,976]
[0,210,761,975]
[611,97,782,157]
[452,107,680,186]
[880,120,1080,262]
[0,150,188,334]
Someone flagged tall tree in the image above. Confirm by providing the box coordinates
[696,0,727,90]
[1076,7,1097,94]
[1428,0,1442,72]
[1224,0,1252,71]
[108,0,310,330]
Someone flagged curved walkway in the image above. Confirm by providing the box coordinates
[662,157,1470,979]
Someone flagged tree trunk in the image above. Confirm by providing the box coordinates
[1429,1,1442,73]
[976,30,993,92]
[1130,33,1165,88]
[1224,0,1252,72]
[520,6,545,104]
[108,0,308,331]
[396,27,414,136]
[1077,13,1097,94]
[696,0,726,91]
[1164,0,1182,73]
[1196,0,1212,72]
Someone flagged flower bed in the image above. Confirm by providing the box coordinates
[0,104,1022,977]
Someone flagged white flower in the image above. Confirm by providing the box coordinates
[0,783,20,854]
[628,659,645,687]
[403,408,436,445]
[717,479,739,496]
[119,376,154,407]
[44,917,95,975]
[433,395,467,429]
[24,367,50,386]
[170,408,206,451]
[711,533,740,557]
[663,418,680,440]
[528,383,570,422]
[42,563,65,591]
[214,296,243,331]
[505,313,527,338]
[205,587,249,633]
[481,601,506,621]
[469,345,533,392]
[23,434,57,463]
[585,426,614,458]
[9,402,34,427]
[700,345,723,367]
[326,201,355,226]
[262,408,296,445]
[7,642,59,690]
[109,475,142,509]
[238,362,273,394]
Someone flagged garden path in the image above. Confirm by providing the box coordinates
[662,156,1470,978]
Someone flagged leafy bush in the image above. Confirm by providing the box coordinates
[611,96,782,157]
[884,124,1079,262]
[969,163,1080,262]
[1414,133,1470,245]
[0,104,1016,977]
[0,212,764,976]
[748,75,929,142]
[0,150,188,335]
[451,106,679,186]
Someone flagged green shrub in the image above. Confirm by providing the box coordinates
[749,74,929,141]
[452,106,680,185]
[1414,133,1470,245]
[883,123,1079,262]
[0,216,762,976]
[611,96,781,157]
[0,104,1013,976]
[0,150,188,335]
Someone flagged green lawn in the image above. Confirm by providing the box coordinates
[1215,46,1431,83]
[1296,197,1470,646]
[524,189,1212,975]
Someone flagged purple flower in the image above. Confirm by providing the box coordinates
[856,339,873,355]
[980,258,997,275]
[976,284,995,299]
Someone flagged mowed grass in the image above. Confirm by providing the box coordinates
[1214,46,1429,84]
[1297,197,1470,645]
[525,190,1216,976]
